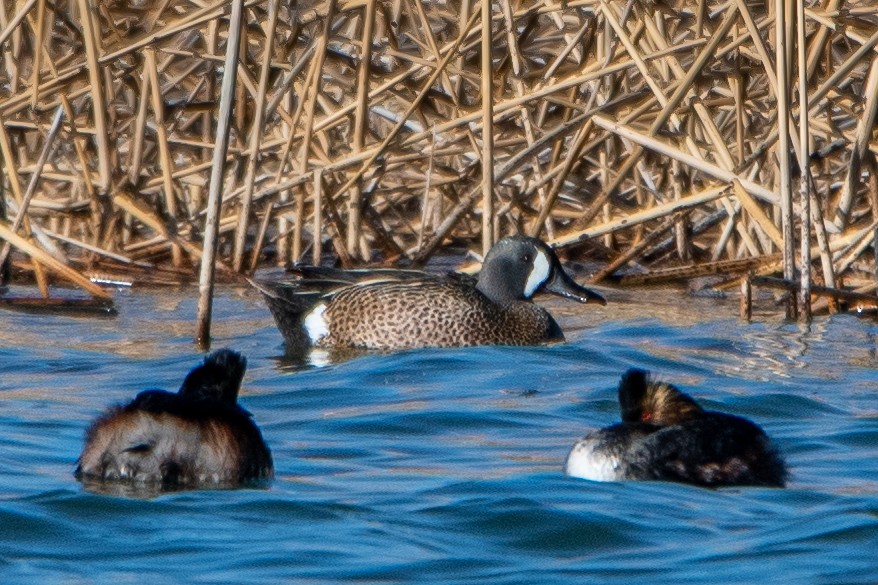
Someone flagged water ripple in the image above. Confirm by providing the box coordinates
[0,287,876,583]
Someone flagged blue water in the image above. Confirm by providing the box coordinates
[0,284,877,583]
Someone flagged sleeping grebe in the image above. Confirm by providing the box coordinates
[75,349,273,492]
[565,369,787,488]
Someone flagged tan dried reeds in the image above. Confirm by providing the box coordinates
[0,0,877,320]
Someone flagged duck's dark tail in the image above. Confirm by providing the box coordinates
[249,279,323,352]
[179,349,247,403]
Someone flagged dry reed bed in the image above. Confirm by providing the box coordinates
[0,0,877,314]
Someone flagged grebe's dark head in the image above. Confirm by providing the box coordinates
[178,349,246,403]
[618,368,703,426]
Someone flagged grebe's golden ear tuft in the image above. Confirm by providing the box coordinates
[643,379,703,425]
[618,368,703,425]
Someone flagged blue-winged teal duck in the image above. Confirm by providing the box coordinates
[253,235,606,351]
[76,349,273,491]
[565,369,787,488]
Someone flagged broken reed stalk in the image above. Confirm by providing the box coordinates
[312,168,323,265]
[294,0,334,264]
[30,0,45,109]
[0,0,37,50]
[0,105,63,268]
[588,214,682,283]
[0,221,111,299]
[196,0,244,349]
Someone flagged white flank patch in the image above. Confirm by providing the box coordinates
[564,439,622,482]
[523,249,551,298]
[303,303,330,344]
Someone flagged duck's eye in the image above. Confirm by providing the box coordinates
[522,253,532,263]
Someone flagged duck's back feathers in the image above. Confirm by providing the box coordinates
[289,265,451,287]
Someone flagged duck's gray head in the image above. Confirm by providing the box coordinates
[475,236,607,306]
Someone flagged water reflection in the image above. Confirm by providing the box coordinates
[77,476,273,499]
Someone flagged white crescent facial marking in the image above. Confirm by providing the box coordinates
[523,248,551,298]
[303,302,329,344]
[564,438,622,482]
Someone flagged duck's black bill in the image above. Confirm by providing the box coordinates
[543,269,607,305]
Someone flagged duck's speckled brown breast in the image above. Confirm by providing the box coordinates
[320,281,562,349]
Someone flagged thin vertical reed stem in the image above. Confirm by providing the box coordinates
[740,275,752,321]
[233,0,280,272]
[331,10,481,216]
[75,0,110,191]
[248,201,274,274]
[530,120,593,237]
[349,0,376,258]
[296,0,336,262]
[836,57,878,229]
[29,0,45,108]
[196,0,244,349]
[312,168,323,265]
[796,0,811,321]
[292,186,305,262]
[480,0,495,254]
[805,0,841,77]
[144,47,181,267]
[128,72,150,185]
[0,116,24,205]
[0,163,6,286]
[775,0,796,318]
